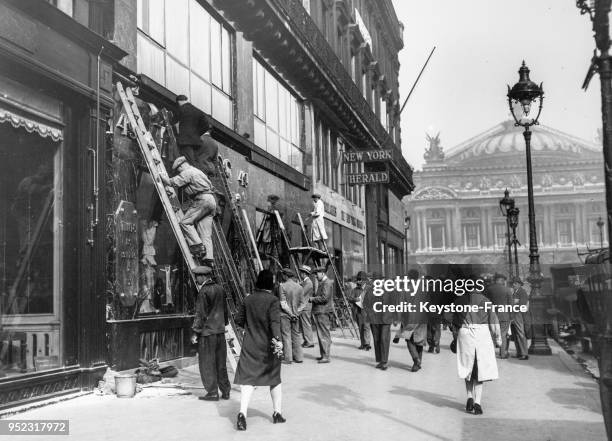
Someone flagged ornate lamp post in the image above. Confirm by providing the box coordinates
[507,62,551,355]
[508,205,521,276]
[499,189,515,279]
[598,216,605,248]
[404,215,411,272]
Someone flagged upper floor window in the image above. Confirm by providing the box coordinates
[137,0,233,127]
[463,224,480,249]
[557,220,574,246]
[428,225,445,250]
[46,0,73,16]
[494,223,507,248]
[253,59,304,171]
[361,70,367,100]
[350,53,356,82]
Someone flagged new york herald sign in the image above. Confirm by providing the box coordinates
[342,149,394,163]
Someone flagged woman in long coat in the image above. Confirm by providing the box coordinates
[234,270,286,430]
[450,278,502,415]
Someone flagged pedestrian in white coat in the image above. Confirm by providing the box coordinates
[449,278,501,416]
[309,194,328,247]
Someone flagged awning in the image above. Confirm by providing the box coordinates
[0,107,63,142]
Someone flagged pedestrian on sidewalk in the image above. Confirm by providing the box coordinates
[486,273,512,359]
[279,268,306,364]
[348,271,371,351]
[425,275,442,354]
[160,156,216,265]
[393,269,428,372]
[509,278,529,360]
[450,275,502,416]
[298,265,315,349]
[234,269,286,431]
[363,274,394,370]
[310,266,334,363]
[191,266,231,401]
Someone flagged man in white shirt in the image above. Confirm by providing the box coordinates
[310,194,328,248]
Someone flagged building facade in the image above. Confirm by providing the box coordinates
[406,121,606,280]
[0,0,413,409]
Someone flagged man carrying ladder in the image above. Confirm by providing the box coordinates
[161,156,216,266]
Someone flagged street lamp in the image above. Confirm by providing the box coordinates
[508,205,521,276]
[499,189,515,280]
[507,61,551,355]
[598,216,605,248]
[404,215,411,272]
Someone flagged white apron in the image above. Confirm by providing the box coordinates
[311,199,328,241]
[457,325,499,382]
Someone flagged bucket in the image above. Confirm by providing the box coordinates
[115,374,137,398]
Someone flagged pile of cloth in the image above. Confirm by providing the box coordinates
[135,358,178,384]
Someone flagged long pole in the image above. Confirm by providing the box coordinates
[399,47,436,115]
[505,216,513,279]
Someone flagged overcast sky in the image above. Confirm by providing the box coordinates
[392,0,601,170]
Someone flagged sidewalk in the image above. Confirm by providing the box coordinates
[3,332,605,441]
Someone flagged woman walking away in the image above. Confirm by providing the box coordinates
[234,269,286,431]
[449,275,502,415]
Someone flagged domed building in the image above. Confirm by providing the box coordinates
[406,121,606,279]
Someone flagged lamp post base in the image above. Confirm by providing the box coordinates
[528,324,552,355]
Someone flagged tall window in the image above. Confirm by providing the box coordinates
[316,120,330,185]
[494,223,508,248]
[557,220,574,246]
[137,0,233,127]
[253,59,304,171]
[428,225,445,250]
[463,224,480,249]
[380,96,387,130]
[350,52,356,82]
[361,70,367,99]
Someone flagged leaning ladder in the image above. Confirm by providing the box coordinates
[116,82,242,370]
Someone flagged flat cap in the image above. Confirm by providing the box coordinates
[175,94,188,102]
[311,193,321,199]
[281,267,296,277]
[172,156,187,170]
[193,266,213,275]
[299,264,312,275]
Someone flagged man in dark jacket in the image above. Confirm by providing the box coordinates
[172,94,210,168]
[487,273,513,358]
[191,266,230,401]
[349,271,371,351]
[363,273,394,370]
[310,266,334,363]
[510,278,529,360]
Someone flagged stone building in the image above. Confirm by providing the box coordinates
[0,0,413,409]
[406,120,605,278]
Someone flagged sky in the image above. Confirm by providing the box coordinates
[392,0,602,171]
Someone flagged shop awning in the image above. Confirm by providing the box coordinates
[0,107,63,142]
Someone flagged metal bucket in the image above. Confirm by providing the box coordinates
[115,374,137,398]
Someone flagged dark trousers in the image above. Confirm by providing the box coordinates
[499,320,510,357]
[281,315,303,362]
[370,324,391,364]
[510,314,528,357]
[407,336,423,366]
[427,316,441,348]
[313,313,332,359]
[198,333,231,395]
[352,305,371,347]
[179,143,201,168]
[299,310,314,346]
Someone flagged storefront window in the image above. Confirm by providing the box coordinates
[0,123,63,376]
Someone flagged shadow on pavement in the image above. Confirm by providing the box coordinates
[388,386,461,410]
[299,383,455,441]
[461,418,606,441]
[547,387,602,414]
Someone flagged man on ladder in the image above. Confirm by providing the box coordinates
[309,193,327,249]
[161,156,216,266]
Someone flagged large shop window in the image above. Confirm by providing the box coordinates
[252,59,304,172]
[315,119,343,191]
[0,123,63,376]
[137,0,233,127]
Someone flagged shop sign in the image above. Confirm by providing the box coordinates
[342,149,393,163]
[115,200,139,307]
[347,171,389,185]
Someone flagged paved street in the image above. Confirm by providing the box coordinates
[5,331,605,441]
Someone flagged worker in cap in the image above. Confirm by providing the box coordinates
[161,156,216,266]
[307,194,328,249]
[298,265,315,348]
[279,267,306,363]
[350,271,371,351]
[191,264,230,401]
[309,265,334,363]
[171,93,210,169]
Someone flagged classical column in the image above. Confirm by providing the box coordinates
[415,210,423,251]
[445,208,452,249]
[421,211,428,251]
[453,206,462,250]
[480,205,487,250]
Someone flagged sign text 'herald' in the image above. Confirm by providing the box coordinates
[346,171,389,185]
[342,149,394,163]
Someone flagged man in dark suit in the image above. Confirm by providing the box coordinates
[172,94,210,168]
[191,266,231,401]
[487,273,513,358]
[348,271,371,351]
[510,278,529,360]
[310,266,334,363]
[363,273,394,370]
